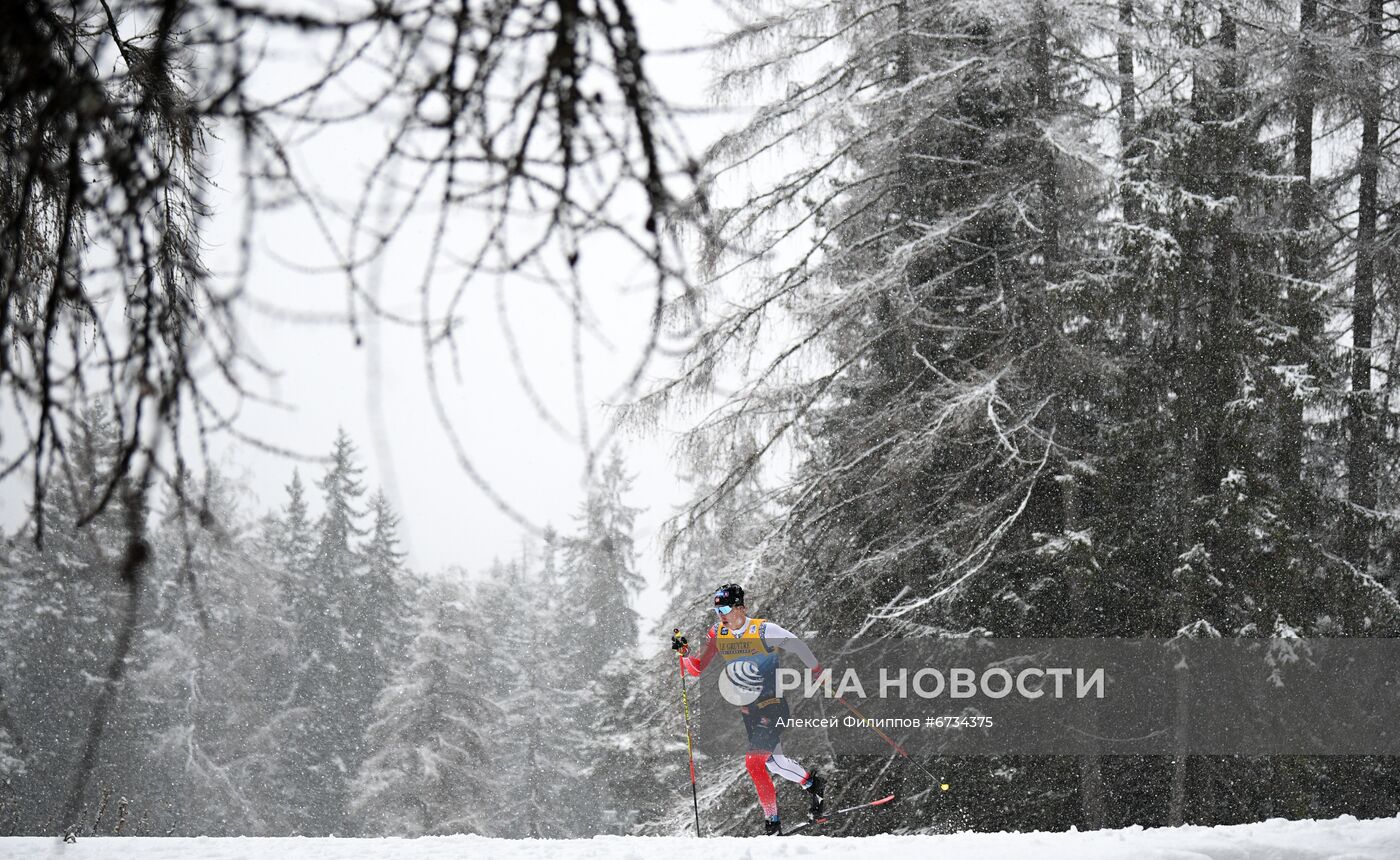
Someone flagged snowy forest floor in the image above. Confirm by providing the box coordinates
[7,815,1400,860]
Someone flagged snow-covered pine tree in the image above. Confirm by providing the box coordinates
[565,451,644,663]
[1289,0,1400,824]
[351,571,493,836]
[343,489,414,821]
[117,468,287,835]
[560,450,654,832]
[0,405,137,832]
[0,537,29,795]
[267,471,314,575]
[358,492,412,687]
[1112,0,1400,825]
[643,0,1112,832]
[0,541,29,796]
[1343,0,1385,573]
[477,543,589,837]
[663,436,777,618]
[653,0,1111,642]
[0,719,20,785]
[1362,0,1400,610]
[284,429,371,834]
[239,468,322,834]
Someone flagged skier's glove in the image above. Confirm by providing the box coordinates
[671,629,689,655]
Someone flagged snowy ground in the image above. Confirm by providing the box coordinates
[7,815,1399,859]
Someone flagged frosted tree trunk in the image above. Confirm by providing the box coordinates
[1280,0,1318,483]
[1168,653,1190,825]
[1117,0,1137,222]
[1031,3,1059,267]
[1066,470,1104,830]
[1347,0,1383,570]
[876,0,916,383]
[1199,10,1241,499]
[1118,0,1142,352]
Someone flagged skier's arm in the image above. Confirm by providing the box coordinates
[679,627,718,677]
[761,621,821,672]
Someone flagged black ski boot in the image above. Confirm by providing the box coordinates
[763,815,782,836]
[804,771,827,819]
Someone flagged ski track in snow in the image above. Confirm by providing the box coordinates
[5,815,1400,860]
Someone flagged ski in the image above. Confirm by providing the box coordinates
[780,793,895,836]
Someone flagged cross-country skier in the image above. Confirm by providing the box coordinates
[671,582,827,835]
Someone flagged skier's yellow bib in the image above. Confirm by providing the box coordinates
[715,618,771,661]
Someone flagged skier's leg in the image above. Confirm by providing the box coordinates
[744,751,780,818]
[767,739,827,818]
[766,741,812,785]
[743,705,783,827]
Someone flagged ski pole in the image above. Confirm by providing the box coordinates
[836,695,950,793]
[675,629,702,837]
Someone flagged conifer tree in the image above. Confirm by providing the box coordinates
[352,573,492,836]
[1,406,133,831]
[566,451,644,666]
[1345,0,1385,571]
[359,492,411,672]
[478,544,589,837]
[0,540,30,788]
[269,471,314,574]
[121,469,285,834]
[559,451,650,830]
[284,429,370,833]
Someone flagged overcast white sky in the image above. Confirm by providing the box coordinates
[191,0,744,634]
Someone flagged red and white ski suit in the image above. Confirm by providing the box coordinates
[681,618,820,818]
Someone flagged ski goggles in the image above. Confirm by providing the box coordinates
[713,605,735,616]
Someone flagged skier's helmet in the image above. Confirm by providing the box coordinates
[713,583,745,609]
